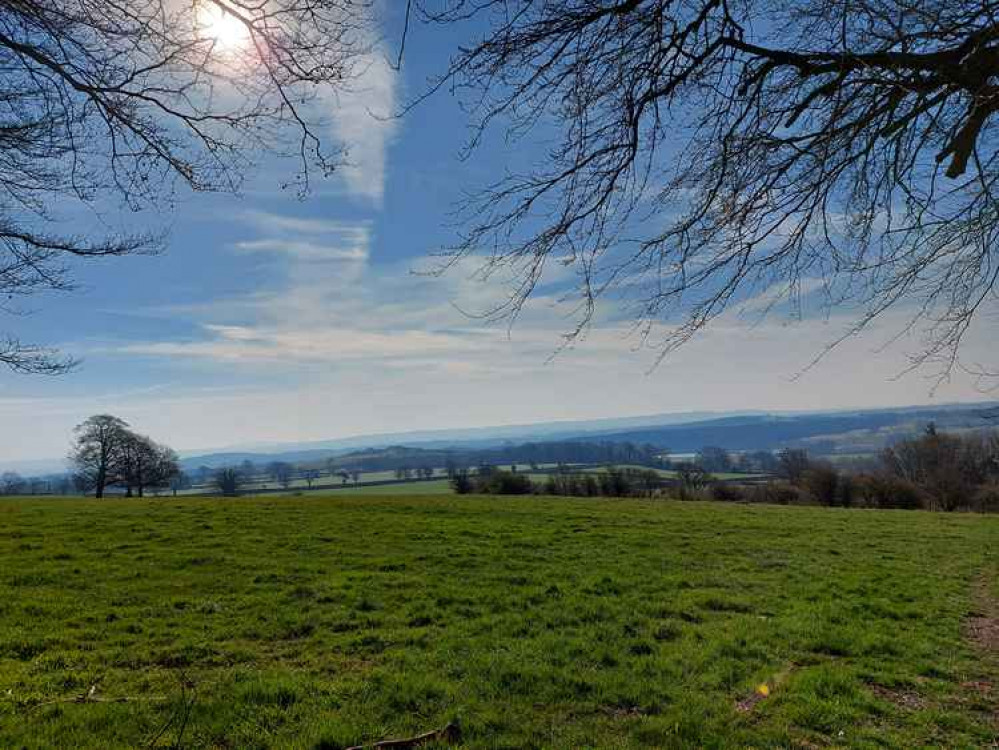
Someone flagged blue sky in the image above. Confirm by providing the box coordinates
[0,7,995,465]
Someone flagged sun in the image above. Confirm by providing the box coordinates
[198,3,249,51]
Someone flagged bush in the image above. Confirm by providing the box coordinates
[749,481,810,506]
[450,471,474,494]
[801,463,839,505]
[710,483,746,502]
[853,474,926,510]
[972,483,999,513]
[477,470,534,495]
[881,427,996,511]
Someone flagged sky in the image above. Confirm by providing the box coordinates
[1,6,996,466]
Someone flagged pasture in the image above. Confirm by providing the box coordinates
[0,494,995,748]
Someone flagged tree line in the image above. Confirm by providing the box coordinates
[451,465,670,498]
[187,460,362,496]
[455,427,999,513]
[707,428,999,512]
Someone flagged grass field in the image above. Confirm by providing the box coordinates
[334,479,453,496]
[0,494,996,748]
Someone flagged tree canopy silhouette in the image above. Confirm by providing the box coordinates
[417,0,999,381]
[0,0,369,373]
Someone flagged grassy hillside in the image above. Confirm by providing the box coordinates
[0,495,995,748]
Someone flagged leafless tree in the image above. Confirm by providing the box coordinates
[674,461,709,499]
[415,0,999,381]
[240,460,257,484]
[0,470,25,495]
[267,460,294,488]
[69,414,130,497]
[169,470,190,496]
[0,0,373,373]
[777,447,811,484]
[881,424,999,510]
[120,431,180,496]
[214,466,241,496]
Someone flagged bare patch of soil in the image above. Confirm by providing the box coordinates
[961,572,998,727]
[868,683,926,710]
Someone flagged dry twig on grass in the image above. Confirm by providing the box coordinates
[32,683,167,709]
[346,720,462,750]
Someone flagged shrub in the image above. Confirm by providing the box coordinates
[710,483,746,502]
[477,470,534,495]
[749,481,810,506]
[450,471,474,494]
[801,463,839,506]
[972,483,999,513]
[881,426,994,511]
[853,474,926,510]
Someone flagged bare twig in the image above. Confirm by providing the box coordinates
[346,720,462,750]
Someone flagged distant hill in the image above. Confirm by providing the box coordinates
[180,410,736,458]
[178,401,998,471]
[580,403,997,454]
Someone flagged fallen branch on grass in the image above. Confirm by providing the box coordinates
[33,684,167,709]
[346,720,462,750]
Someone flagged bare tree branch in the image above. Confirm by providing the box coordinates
[418,0,999,384]
[0,0,373,372]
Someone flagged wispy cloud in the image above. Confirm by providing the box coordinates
[107,203,996,383]
[242,211,370,237]
[81,199,998,467]
[110,207,516,369]
[234,238,369,262]
[328,27,399,204]
[123,325,491,364]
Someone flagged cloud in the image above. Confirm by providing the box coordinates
[87,200,999,464]
[328,28,399,204]
[234,239,369,262]
[123,323,492,364]
[15,216,999,465]
[109,207,519,369]
[106,202,996,383]
[242,211,370,236]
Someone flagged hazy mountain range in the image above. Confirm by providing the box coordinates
[7,402,996,476]
[176,401,997,472]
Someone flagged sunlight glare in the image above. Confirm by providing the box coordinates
[198,4,249,51]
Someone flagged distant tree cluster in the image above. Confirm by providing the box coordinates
[450,426,999,512]
[267,461,295,489]
[339,441,668,476]
[692,446,782,475]
[708,427,999,512]
[0,471,78,496]
[68,415,179,498]
[451,469,533,496]
[542,467,665,498]
[879,426,999,512]
[452,466,666,498]
[0,472,25,496]
[214,467,242,498]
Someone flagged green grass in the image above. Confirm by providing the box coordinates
[0,494,995,749]
[320,479,453,496]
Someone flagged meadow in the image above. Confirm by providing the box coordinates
[0,494,995,749]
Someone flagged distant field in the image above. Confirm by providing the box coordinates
[179,463,766,497]
[0,494,996,748]
[322,479,453,496]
